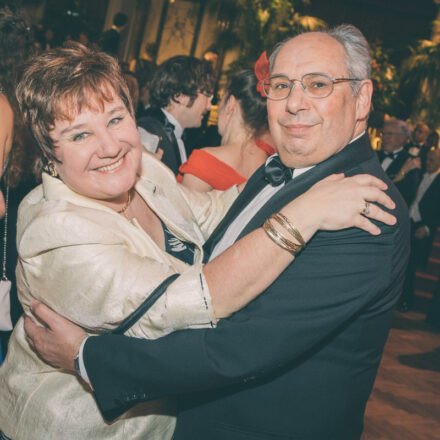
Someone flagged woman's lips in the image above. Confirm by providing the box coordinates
[95,155,125,173]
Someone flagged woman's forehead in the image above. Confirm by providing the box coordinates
[55,86,123,122]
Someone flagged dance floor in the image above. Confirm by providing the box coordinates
[362,309,440,440]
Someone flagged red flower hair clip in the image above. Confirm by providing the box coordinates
[254,51,270,98]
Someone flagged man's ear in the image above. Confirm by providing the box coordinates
[355,79,373,122]
[173,93,190,107]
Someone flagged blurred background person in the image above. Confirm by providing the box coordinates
[399,148,440,312]
[99,11,128,58]
[0,4,38,362]
[377,118,421,206]
[178,69,274,191]
[135,59,157,120]
[406,122,432,171]
[137,55,214,175]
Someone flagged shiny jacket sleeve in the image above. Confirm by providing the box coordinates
[16,196,215,339]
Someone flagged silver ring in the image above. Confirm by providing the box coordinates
[361,202,370,216]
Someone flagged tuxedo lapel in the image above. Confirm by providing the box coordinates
[139,107,182,174]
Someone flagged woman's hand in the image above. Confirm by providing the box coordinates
[281,173,396,242]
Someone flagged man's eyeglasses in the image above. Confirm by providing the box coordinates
[261,73,362,100]
[199,91,214,99]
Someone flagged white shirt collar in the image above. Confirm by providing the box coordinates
[161,108,183,139]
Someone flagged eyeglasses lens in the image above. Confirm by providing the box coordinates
[264,74,334,100]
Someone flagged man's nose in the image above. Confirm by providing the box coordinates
[285,81,309,114]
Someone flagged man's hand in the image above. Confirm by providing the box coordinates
[24,301,87,372]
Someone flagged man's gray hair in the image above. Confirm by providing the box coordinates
[269,24,371,96]
[384,119,411,139]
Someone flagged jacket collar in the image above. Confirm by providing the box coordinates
[42,154,205,246]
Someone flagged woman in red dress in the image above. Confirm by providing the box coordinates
[178,69,274,191]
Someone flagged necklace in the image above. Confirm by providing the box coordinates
[117,190,132,217]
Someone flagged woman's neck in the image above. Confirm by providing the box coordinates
[221,121,252,147]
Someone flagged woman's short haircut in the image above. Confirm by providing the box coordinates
[149,55,214,108]
[225,69,268,138]
[16,42,133,162]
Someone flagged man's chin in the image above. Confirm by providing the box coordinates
[277,143,316,168]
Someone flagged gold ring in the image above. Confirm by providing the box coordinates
[361,202,370,216]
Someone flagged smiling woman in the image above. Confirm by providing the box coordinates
[0,42,397,440]
[50,99,142,207]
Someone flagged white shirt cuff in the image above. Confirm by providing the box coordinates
[78,336,91,384]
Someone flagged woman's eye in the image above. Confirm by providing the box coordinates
[72,132,88,141]
[108,116,123,126]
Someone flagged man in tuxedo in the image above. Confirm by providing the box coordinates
[399,148,440,311]
[25,25,409,439]
[406,122,432,171]
[137,55,214,175]
[377,119,421,206]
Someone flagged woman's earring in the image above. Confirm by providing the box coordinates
[43,161,58,177]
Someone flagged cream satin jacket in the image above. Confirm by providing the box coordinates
[0,154,239,440]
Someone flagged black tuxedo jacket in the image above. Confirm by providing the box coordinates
[377,149,408,180]
[137,107,187,175]
[85,135,410,440]
[416,173,440,234]
[377,149,421,206]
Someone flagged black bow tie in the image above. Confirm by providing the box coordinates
[263,156,293,187]
[383,151,397,160]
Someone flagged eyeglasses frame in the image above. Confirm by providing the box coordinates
[261,72,363,100]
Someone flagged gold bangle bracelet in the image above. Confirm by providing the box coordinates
[263,218,304,255]
[271,212,306,247]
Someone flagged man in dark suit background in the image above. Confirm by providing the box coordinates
[99,12,128,59]
[405,122,433,172]
[399,148,440,311]
[377,118,421,206]
[137,55,214,175]
[25,25,409,440]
